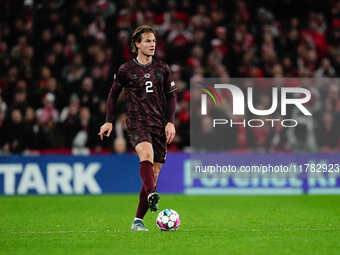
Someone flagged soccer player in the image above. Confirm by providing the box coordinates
[98,25,177,231]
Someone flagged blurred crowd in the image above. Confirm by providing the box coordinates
[0,0,340,154]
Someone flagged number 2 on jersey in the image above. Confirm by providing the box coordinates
[145,81,153,93]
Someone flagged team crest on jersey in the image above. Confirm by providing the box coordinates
[144,73,151,78]
[132,74,138,79]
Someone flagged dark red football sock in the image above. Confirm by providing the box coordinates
[139,160,155,194]
[136,160,155,219]
[136,186,148,219]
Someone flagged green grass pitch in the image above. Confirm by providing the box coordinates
[1,195,340,255]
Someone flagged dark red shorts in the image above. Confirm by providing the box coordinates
[127,128,167,163]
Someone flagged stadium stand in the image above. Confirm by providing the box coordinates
[0,0,340,154]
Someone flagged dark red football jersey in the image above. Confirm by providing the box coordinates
[106,58,177,130]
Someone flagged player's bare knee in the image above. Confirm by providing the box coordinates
[141,151,153,162]
[135,142,152,161]
[136,143,153,162]
[135,141,151,152]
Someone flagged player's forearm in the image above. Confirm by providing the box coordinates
[105,84,121,123]
[166,94,176,123]
[105,87,115,123]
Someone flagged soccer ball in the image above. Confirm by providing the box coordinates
[156,209,180,231]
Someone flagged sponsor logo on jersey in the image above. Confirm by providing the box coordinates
[144,73,151,78]
[171,81,176,87]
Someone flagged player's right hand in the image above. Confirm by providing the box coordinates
[98,122,113,141]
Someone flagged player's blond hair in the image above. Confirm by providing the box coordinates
[130,25,156,54]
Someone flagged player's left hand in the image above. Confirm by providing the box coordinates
[165,122,176,144]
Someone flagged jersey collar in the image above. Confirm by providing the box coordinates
[133,58,153,67]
